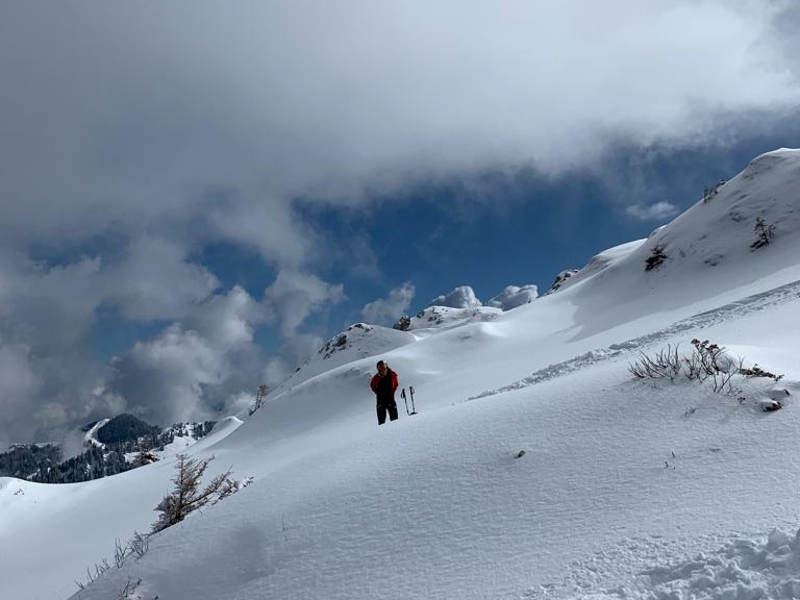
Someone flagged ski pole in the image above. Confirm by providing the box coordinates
[401,388,409,415]
[409,386,417,415]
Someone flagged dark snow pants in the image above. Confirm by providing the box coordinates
[377,402,399,425]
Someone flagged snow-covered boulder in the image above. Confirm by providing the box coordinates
[410,305,502,331]
[486,284,538,310]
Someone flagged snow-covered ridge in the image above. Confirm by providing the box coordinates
[409,304,502,332]
[545,148,800,300]
[271,323,416,395]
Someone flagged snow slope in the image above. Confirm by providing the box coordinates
[83,418,110,448]
[2,149,800,600]
[268,323,416,398]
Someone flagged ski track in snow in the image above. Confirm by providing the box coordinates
[471,278,800,401]
[522,528,800,600]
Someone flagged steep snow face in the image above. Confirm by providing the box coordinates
[549,238,646,293]
[626,149,800,276]
[560,149,800,337]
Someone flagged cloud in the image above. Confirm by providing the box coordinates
[106,236,220,320]
[265,272,345,338]
[430,286,482,309]
[487,285,539,310]
[0,338,123,447]
[185,286,267,347]
[260,333,326,390]
[2,2,799,249]
[361,282,416,325]
[106,287,268,426]
[0,344,41,446]
[208,196,315,267]
[0,263,268,440]
[626,201,681,222]
[109,326,223,425]
[0,254,104,351]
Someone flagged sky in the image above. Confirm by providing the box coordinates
[1,0,800,446]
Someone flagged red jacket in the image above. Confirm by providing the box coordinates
[370,369,398,403]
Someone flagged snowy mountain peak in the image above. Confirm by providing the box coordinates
[541,149,800,329]
[623,148,800,275]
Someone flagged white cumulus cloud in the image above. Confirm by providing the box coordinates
[430,286,482,310]
[626,201,680,222]
[361,282,416,325]
[265,271,346,338]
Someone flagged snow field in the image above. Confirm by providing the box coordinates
[64,317,800,599]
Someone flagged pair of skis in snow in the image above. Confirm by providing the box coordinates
[400,386,418,416]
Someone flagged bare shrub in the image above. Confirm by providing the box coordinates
[75,531,151,591]
[114,537,132,568]
[76,558,112,590]
[629,339,747,394]
[151,454,236,534]
[629,344,681,380]
[128,530,150,558]
[630,339,785,401]
[116,576,142,600]
[750,217,776,250]
[249,383,269,416]
[702,180,726,203]
[739,364,784,382]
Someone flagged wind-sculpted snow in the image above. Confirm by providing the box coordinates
[471,277,800,400]
[524,528,800,600]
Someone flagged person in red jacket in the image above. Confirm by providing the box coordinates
[370,360,399,425]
